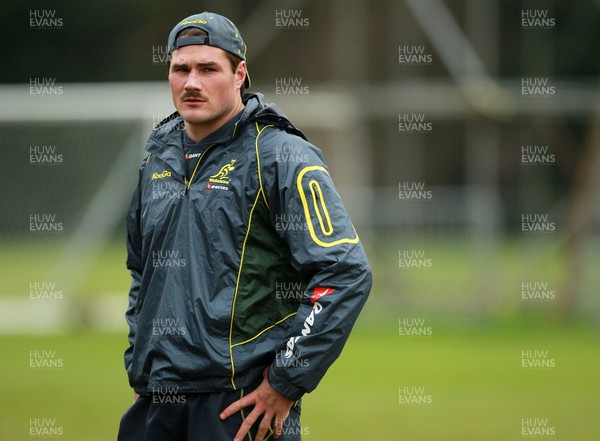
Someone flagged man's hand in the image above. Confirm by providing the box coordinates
[220,368,293,441]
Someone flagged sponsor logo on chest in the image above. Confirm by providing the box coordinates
[206,159,237,191]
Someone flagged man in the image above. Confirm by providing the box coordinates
[119,11,372,441]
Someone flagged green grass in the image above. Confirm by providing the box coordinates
[2,235,599,439]
[1,321,598,440]
[0,239,130,297]
[304,320,600,440]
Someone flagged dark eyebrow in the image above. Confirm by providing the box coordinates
[195,62,218,67]
[171,61,219,70]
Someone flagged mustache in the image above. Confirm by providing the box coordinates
[182,92,207,101]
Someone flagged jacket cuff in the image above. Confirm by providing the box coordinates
[268,367,305,402]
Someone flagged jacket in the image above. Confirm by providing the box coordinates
[124,93,372,401]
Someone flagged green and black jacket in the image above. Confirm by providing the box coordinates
[124,93,372,401]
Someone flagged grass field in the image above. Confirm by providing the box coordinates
[1,319,598,441]
[1,235,599,439]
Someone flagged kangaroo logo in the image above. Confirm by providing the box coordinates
[209,159,236,185]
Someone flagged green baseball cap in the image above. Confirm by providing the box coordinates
[167,12,250,88]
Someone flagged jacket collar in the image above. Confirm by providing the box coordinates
[143,93,305,175]
[144,95,261,175]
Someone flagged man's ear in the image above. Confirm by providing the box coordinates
[236,60,247,88]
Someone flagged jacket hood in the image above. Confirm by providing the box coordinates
[247,93,307,140]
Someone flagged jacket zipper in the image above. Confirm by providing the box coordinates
[185,144,217,194]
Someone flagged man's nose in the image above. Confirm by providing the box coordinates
[184,70,202,91]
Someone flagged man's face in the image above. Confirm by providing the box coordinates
[168,44,245,128]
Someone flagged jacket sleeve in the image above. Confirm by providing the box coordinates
[262,133,373,401]
[124,161,145,375]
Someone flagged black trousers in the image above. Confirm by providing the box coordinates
[117,387,302,441]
